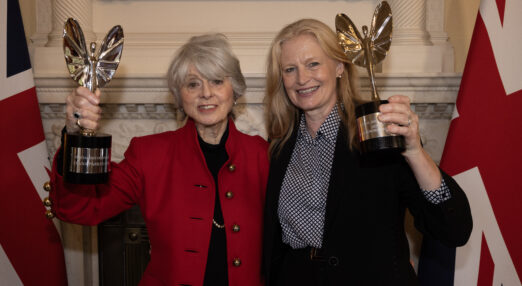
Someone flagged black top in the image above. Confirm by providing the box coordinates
[199,125,230,286]
[262,123,472,286]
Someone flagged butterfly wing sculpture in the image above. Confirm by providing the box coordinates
[63,19,90,88]
[336,1,392,100]
[63,18,124,92]
[335,12,365,67]
[369,2,392,65]
[95,25,124,89]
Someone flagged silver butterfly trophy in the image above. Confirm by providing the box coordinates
[62,18,124,184]
[336,1,405,153]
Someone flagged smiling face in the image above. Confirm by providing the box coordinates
[280,33,344,119]
[180,65,234,130]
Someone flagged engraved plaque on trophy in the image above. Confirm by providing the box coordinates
[336,1,405,153]
[62,18,124,184]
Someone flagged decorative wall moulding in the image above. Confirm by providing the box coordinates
[35,73,461,105]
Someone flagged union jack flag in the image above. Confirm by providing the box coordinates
[0,0,67,284]
[418,0,522,285]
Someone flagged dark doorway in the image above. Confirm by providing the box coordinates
[98,205,150,286]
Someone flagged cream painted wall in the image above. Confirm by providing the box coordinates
[445,0,480,72]
[18,0,36,47]
[19,0,481,73]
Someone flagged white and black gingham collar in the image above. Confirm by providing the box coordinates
[297,104,341,144]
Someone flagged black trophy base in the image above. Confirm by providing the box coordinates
[63,132,111,184]
[356,100,406,154]
[64,172,109,185]
[360,135,405,154]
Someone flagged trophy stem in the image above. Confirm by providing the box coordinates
[81,42,98,137]
[366,63,380,102]
[88,42,98,93]
[363,35,381,102]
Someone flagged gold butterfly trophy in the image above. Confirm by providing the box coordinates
[62,18,124,184]
[336,1,405,153]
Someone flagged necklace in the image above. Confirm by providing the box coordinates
[212,219,225,229]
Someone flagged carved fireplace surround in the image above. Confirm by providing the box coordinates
[31,0,461,285]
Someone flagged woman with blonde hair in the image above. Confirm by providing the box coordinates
[262,19,472,285]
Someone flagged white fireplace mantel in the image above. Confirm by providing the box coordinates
[38,73,460,163]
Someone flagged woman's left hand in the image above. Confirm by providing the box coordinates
[378,95,422,155]
[378,95,443,190]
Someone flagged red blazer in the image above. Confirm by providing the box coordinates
[50,119,269,286]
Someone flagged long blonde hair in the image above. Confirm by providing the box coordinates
[264,18,362,157]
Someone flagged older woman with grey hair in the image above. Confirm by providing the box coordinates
[48,34,269,286]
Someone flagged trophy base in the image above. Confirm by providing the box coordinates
[356,100,405,154]
[360,135,405,154]
[64,172,110,185]
[63,132,111,184]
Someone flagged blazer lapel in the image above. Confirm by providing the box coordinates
[265,124,299,229]
[263,125,299,272]
[322,125,360,247]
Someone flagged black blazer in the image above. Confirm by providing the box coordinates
[262,124,472,286]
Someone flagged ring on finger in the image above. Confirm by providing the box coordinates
[398,116,412,127]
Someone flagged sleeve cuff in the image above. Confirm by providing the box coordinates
[421,178,452,204]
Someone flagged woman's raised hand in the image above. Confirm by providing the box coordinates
[65,87,102,133]
[377,95,422,156]
[378,95,442,190]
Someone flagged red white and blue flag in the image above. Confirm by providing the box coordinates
[0,0,67,285]
[418,0,522,285]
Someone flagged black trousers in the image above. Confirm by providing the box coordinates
[274,246,334,286]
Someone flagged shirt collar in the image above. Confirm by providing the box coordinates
[298,104,341,144]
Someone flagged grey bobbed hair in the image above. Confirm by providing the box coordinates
[167,34,246,114]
